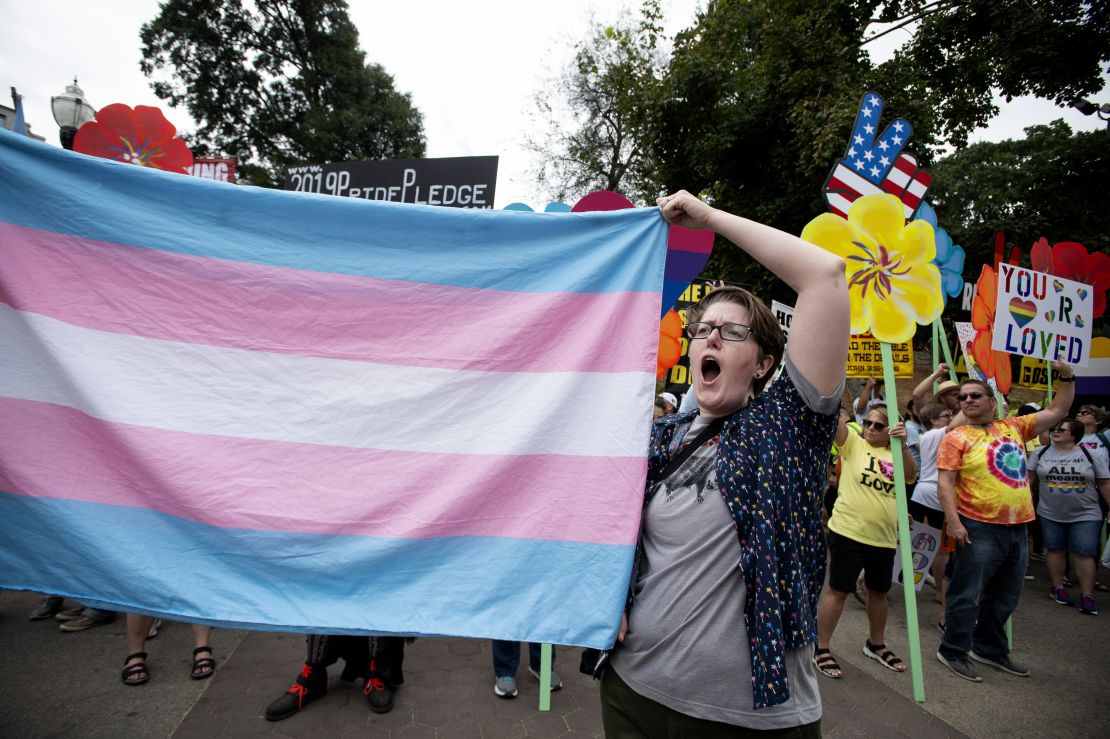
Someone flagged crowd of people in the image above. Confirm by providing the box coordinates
[16,191,1109,736]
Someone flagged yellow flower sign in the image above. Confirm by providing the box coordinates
[802,193,942,343]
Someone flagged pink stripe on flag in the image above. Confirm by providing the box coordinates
[0,397,645,546]
[0,221,657,374]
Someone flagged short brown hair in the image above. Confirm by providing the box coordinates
[959,379,996,401]
[686,286,785,395]
[918,402,948,427]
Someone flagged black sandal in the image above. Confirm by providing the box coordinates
[813,648,842,679]
[122,652,149,686]
[864,640,906,672]
[191,646,216,680]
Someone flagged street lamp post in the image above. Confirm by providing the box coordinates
[1073,98,1110,128]
[50,78,96,150]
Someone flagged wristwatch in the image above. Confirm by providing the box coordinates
[1057,376,1075,383]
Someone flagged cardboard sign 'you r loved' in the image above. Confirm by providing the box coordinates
[992,264,1093,367]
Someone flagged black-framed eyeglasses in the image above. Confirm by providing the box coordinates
[861,420,887,431]
[1051,426,1069,433]
[685,322,755,342]
[938,412,953,419]
[957,392,989,402]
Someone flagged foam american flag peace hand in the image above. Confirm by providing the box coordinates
[822,92,932,221]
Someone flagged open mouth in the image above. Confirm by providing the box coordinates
[700,356,721,382]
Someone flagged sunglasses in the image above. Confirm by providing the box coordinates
[957,392,989,402]
[1077,409,1094,416]
[861,420,887,431]
[1051,426,1070,433]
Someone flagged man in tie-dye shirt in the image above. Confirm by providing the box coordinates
[935,369,1074,683]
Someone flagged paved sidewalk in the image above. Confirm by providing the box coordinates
[172,631,964,738]
[5,563,1109,737]
[1,588,963,738]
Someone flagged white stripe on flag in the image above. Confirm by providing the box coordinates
[0,305,652,458]
[825,192,855,217]
[831,163,876,195]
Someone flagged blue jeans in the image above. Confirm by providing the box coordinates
[41,596,114,622]
[940,517,1027,661]
[491,641,553,677]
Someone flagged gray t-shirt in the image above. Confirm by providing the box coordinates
[611,358,835,729]
[1033,444,1110,523]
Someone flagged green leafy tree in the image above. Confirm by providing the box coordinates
[930,121,1110,270]
[653,0,1109,300]
[140,0,425,186]
[525,1,667,205]
[533,0,1109,303]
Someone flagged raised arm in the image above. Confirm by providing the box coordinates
[1031,361,1076,436]
[912,364,949,411]
[835,409,850,446]
[658,192,849,395]
[855,378,877,417]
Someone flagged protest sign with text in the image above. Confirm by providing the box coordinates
[284,156,498,208]
[992,263,1092,367]
[846,333,913,379]
[771,300,794,342]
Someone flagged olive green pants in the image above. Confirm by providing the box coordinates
[600,667,821,739]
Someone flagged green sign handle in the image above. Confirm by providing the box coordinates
[931,321,940,394]
[880,341,926,703]
[934,318,957,383]
[538,643,552,711]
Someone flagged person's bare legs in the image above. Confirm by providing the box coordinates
[1074,554,1096,596]
[816,587,850,677]
[124,614,155,681]
[191,623,215,678]
[865,588,889,646]
[865,589,905,671]
[127,614,154,658]
[933,550,950,612]
[1047,549,1067,587]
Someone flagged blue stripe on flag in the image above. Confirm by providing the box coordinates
[0,129,667,295]
[0,492,631,648]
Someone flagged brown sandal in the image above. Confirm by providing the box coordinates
[813,648,842,678]
[191,646,215,680]
[122,652,149,686]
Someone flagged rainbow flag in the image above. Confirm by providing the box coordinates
[0,130,667,647]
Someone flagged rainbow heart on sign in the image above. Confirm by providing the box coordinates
[1052,279,1065,293]
[1008,298,1037,328]
[1077,287,1089,300]
[1076,315,1085,328]
[571,191,715,317]
[1045,311,1055,323]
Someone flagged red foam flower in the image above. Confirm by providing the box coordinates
[969,265,1011,395]
[73,103,193,174]
[1051,241,1109,319]
[1029,237,1054,275]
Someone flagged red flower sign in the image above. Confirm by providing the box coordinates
[1052,242,1109,319]
[73,104,193,174]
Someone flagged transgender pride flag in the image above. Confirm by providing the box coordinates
[0,129,668,648]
